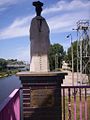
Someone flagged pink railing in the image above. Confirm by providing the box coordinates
[0,89,20,120]
[61,86,90,120]
[0,86,90,120]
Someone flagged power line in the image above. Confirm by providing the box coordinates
[76,20,90,85]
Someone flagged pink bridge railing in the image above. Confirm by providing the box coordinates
[61,86,90,120]
[0,89,20,120]
[0,86,90,120]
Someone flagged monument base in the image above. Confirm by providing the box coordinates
[17,71,67,120]
[30,55,49,72]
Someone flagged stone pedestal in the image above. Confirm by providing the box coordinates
[30,55,49,72]
[17,72,67,120]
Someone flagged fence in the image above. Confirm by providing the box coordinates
[0,89,20,120]
[61,86,90,120]
[0,86,90,120]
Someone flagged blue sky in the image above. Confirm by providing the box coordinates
[0,0,90,62]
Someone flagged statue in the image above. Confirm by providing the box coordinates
[30,1,50,72]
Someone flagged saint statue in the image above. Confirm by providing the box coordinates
[30,1,50,72]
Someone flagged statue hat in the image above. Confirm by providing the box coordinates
[33,1,43,7]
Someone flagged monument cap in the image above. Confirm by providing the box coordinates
[33,1,43,7]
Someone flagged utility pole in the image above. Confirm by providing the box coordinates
[67,34,74,86]
[77,30,79,85]
[80,37,83,85]
[72,28,79,85]
[77,20,90,85]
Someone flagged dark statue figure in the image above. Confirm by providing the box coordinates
[30,1,50,72]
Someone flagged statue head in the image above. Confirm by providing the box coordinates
[33,1,43,16]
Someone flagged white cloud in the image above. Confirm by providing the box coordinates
[10,16,30,28]
[0,0,17,12]
[0,27,28,39]
[3,45,30,62]
[0,0,17,6]
[16,45,30,62]
[0,15,33,39]
[0,0,29,6]
[48,11,89,33]
[0,7,7,12]
[0,0,90,40]
[0,0,29,12]
[0,25,28,39]
[43,0,90,14]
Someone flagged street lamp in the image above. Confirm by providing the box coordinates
[67,34,74,86]
[55,53,61,71]
[72,28,79,85]
[55,53,58,71]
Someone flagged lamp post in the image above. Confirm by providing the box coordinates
[67,34,74,86]
[55,53,58,71]
[55,53,62,71]
[72,28,79,85]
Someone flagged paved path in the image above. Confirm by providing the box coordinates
[62,70,88,86]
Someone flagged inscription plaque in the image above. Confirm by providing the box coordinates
[30,88,54,108]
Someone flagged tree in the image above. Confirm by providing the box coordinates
[0,58,7,71]
[67,41,77,72]
[48,43,65,71]
[7,59,24,65]
[67,39,90,84]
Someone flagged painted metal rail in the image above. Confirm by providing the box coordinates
[61,86,90,120]
[0,89,20,120]
[0,86,90,120]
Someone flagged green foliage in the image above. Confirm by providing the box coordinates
[0,58,24,77]
[48,43,65,71]
[0,58,25,72]
[7,59,24,65]
[0,58,7,71]
[67,41,77,71]
[63,96,90,120]
[67,39,90,74]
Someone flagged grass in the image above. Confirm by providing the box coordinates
[0,72,8,78]
[62,95,90,120]
[0,70,19,78]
